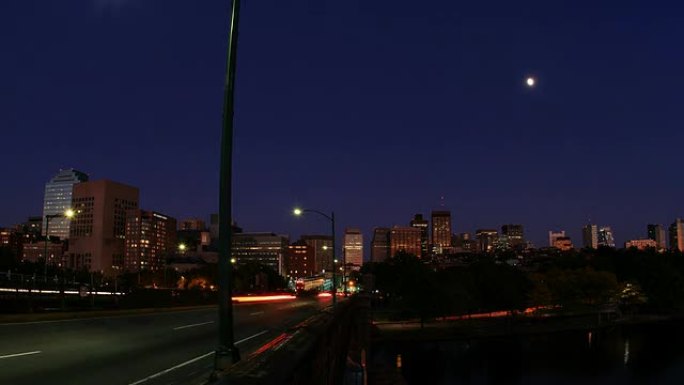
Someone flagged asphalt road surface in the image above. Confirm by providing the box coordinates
[0,296,332,385]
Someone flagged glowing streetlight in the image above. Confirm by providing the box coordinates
[230,257,237,264]
[178,243,187,252]
[526,77,536,87]
[293,208,303,216]
[65,209,75,219]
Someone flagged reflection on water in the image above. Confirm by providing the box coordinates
[374,321,684,384]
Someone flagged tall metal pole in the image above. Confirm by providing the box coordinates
[331,212,337,306]
[43,215,50,282]
[215,0,241,370]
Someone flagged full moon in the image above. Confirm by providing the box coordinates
[526,77,536,87]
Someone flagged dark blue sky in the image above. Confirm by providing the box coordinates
[2,0,684,249]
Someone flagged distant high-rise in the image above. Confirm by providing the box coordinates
[669,219,684,252]
[390,226,422,257]
[549,231,566,248]
[501,224,524,248]
[371,228,390,262]
[598,227,616,248]
[42,169,89,240]
[625,239,657,250]
[475,229,498,253]
[301,235,333,274]
[410,214,429,257]
[67,180,139,275]
[179,218,206,231]
[343,228,363,268]
[285,240,314,279]
[647,224,667,249]
[431,211,451,252]
[553,236,574,251]
[232,232,289,275]
[124,210,177,272]
[582,224,598,249]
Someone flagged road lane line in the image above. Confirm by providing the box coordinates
[127,330,269,385]
[249,311,264,316]
[235,329,269,344]
[0,351,41,359]
[173,321,214,330]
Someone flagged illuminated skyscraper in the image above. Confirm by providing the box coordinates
[371,228,390,262]
[598,226,615,248]
[476,229,498,253]
[647,224,667,250]
[501,224,524,248]
[410,214,429,257]
[669,219,684,252]
[431,211,451,252]
[301,235,333,274]
[285,240,315,279]
[124,210,177,272]
[343,228,363,268]
[67,180,139,275]
[582,224,598,249]
[390,226,422,257]
[42,169,88,239]
[549,230,566,247]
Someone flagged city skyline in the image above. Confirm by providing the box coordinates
[3,1,684,253]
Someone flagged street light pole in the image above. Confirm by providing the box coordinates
[293,208,337,306]
[215,0,242,370]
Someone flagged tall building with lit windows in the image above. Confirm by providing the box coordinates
[301,235,333,274]
[67,180,139,275]
[390,226,422,257]
[431,211,451,252]
[371,228,390,262]
[598,226,616,248]
[670,219,684,252]
[647,224,667,250]
[286,240,314,279]
[410,214,429,257]
[343,228,363,269]
[501,224,524,248]
[232,232,289,275]
[124,210,177,272]
[582,224,598,249]
[476,229,498,253]
[42,169,89,240]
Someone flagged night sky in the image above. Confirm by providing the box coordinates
[3,0,684,251]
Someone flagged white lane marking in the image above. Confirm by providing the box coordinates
[0,351,42,359]
[235,329,269,345]
[0,307,216,327]
[173,321,214,330]
[249,311,264,316]
[127,330,269,385]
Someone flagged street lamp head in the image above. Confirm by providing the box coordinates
[64,209,75,219]
[230,257,237,264]
[322,245,328,250]
[178,243,187,251]
[293,208,303,216]
[334,259,338,264]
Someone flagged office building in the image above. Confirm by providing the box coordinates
[179,218,206,231]
[390,226,422,257]
[476,229,498,253]
[549,231,566,248]
[124,210,177,272]
[625,239,657,250]
[501,224,524,248]
[370,228,390,263]
[598,226,616,248]
[553,236,574,251]
[67,180,139,275]
[431,211,452,253]
[410,214,429,257]
[670,219,684,252]
[232,232,289,275]
[343,228,363,269]
[42,169,89,240]
[301,235,333,274]
[647,224,667,250]
[285,240,315,279]
[582,224,598,249]
[21,242,64,264]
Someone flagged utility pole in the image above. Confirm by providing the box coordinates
[215,0,242,371]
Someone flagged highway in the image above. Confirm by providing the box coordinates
[0,296,332,385]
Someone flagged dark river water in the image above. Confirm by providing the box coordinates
[374,320,684,384]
